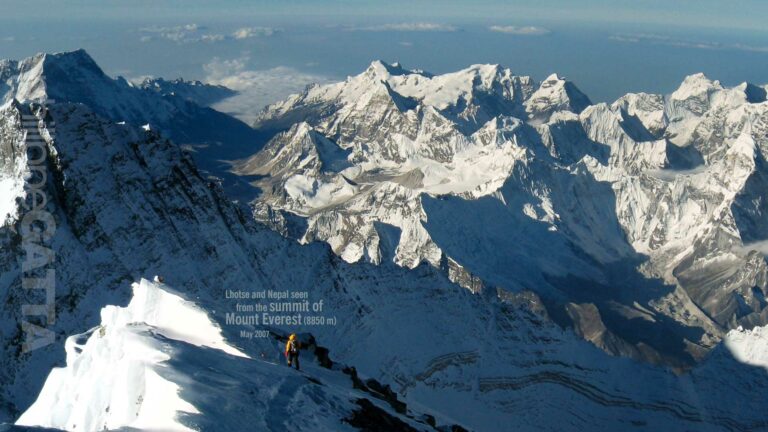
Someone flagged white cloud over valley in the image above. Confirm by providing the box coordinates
[610,33,768,53]
[204,57,334,124]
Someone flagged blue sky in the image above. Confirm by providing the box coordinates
[2,1,768,118]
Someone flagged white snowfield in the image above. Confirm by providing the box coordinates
[15,279,247,431]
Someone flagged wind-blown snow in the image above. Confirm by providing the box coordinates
[724,325,768,372]
[736,240,768,255]
[15,278,247,431]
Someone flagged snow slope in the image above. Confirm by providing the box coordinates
[14,273,768,432]
[16,279,431,432]
[15,279,229,431]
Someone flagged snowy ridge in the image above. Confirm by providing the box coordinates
[138,77,236,107]
[15,279,437,432]
[14,273,768,432]
[0,96,271,419]
[15,278,239,431]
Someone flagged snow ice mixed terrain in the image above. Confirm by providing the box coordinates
[1,50,768,431]
[248,60,768,367]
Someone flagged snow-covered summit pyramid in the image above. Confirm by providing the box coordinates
[0,50,265,198]
[525,72,591,122]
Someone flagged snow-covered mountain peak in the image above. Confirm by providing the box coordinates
[542,72,563,83]
[363,59,411,79]
[1,49,269,204]
[671,72,722,101]
[346,61,522,113]
[250,62,537,170]
[387,63,523,109]
[7,49,110,103]
[524,72,591,122]
[43,48,104,74]
[236,120,352,180]
[2,49,174,123]
[471,114,524,144]
[735,81,768,103]
[10,53,46,102]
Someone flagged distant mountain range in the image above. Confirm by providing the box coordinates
[248,59,768,368]
[1,50,767,431]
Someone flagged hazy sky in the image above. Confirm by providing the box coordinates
[6,0,768,30]
[2,1,768,118]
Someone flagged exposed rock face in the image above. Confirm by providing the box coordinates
[249,61,768,366]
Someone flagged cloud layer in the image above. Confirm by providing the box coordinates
[351,22,458,32]
[610,33,768,53]
[204,57,333,124]
[139,24,278,43]
[232,27,278,40]
[489,25,550,35]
